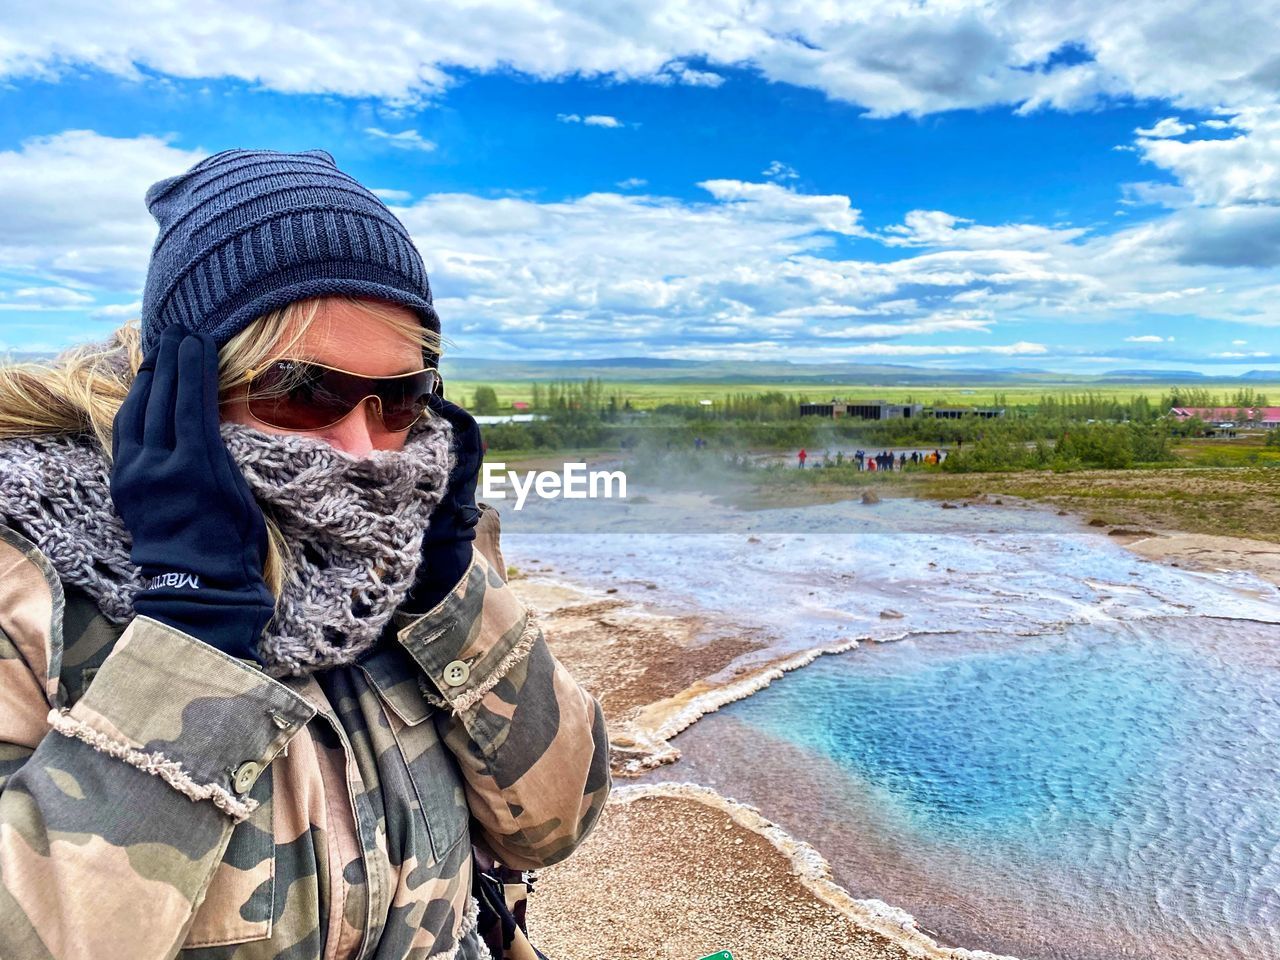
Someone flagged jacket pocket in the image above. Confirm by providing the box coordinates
[360,649,471,865]
[181,765,277,950]
[388,706,472,864]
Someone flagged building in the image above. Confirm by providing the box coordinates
[472,413,549,424]
[798,398,923,419]
[927,406,1006,420]
[1169,406,1280,428]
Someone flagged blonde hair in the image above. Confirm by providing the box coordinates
[0,296,445,595]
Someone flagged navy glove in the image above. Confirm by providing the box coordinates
[402,392,484,615]
[109,324,276,662]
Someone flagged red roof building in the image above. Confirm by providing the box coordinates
[1169,406,1280,426]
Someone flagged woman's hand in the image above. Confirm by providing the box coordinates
[402,392,483,614]
[110,323,276,662]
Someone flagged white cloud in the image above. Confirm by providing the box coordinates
[616,177,648,189]
[1124,335,1169,342]
[90,300,143,322]
[1125,203,1280,268]
[696,179,866,235]
[371,188,414,202]
[1118,180,1195,209]
[810,310,997,339]
[1212,350,1271,357]
[1135,117,1195,138]
[881,209,1088,248]
[659,61,725,87]
[391,182,1188,356]
[3,2,1280,118]
[364,127,437,151]
[0,286,94,308]
[762,160,798,181]
[1233,338,1248,344]
[1096,103,1280,274]
[1133,106,1280,207]
[559,113,625,128]
[0,130,206,290]
[7,130,1280,361]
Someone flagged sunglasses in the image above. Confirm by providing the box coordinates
[234,358,442,432]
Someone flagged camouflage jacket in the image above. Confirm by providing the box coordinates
[0,503,612,959]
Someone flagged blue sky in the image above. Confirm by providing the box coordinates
[2,3,1279,374]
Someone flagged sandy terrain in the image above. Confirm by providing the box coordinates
[1113,530,1280,589]
[510,573,780,774]
[509,575,763,722]
[919,488,1280,590]
[528,784,1013,960]
[949,491,1280,590]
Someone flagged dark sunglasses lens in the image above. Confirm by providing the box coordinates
[378,369,438,430]
[248,363,438,432]
[247,362,345,430]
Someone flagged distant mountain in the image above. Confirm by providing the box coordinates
[1096,367,1280,383]
[440,356,1280,385]
[1094,369,1215,381]
[439,356,1069,384]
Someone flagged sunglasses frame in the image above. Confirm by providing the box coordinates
[235,357,444,433]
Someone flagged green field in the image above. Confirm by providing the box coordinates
[445,379,1280,411]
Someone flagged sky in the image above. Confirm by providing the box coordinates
[2,2,1280,374]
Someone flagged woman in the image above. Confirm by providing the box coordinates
[0,149,611,959]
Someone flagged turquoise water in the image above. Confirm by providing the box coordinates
[504,493,1280,958]
[636,620,1280,959]
[764,633,1180,842]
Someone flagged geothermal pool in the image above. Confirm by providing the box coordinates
[500,491,1280,960]
[630,620,1280,960]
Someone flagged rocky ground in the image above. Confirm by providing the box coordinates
[526,784,1003,960]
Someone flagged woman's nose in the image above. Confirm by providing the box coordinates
[323,397,384,457]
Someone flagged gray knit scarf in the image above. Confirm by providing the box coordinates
[0,416,455,678]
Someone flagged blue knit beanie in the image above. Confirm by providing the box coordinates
[140,148,439,357]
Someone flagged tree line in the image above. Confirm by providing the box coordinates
[464,379,1271,466]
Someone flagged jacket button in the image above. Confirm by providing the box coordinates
[232,761,262,795]
[443,660,471,687]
